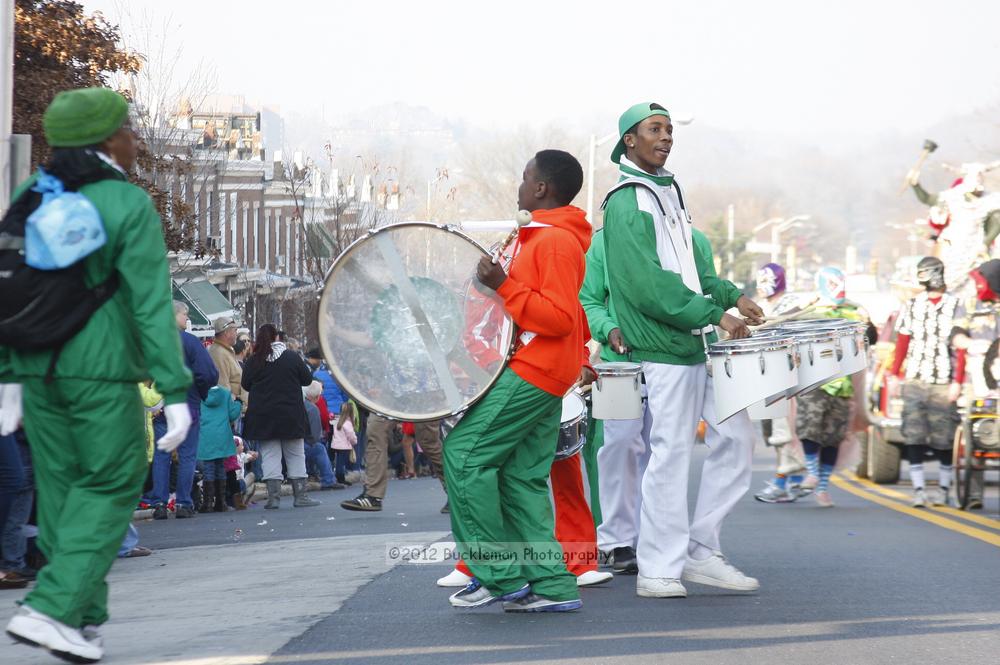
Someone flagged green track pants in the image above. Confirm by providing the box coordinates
[443,369,578,601]
[20,378,147,627]
[582,412,603,528]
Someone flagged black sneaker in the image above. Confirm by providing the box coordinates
[966,497,984,511]
[340,494,383,511]
[612,546,638,574]
[152,504,169,520]
[440,500,450,514]
[598,550,612,567]
[175,505,196,519]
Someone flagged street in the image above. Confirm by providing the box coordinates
[2,446,998,665]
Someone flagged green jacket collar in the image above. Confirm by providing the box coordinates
[619,157,674,187]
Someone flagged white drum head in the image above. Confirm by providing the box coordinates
[317,223,515,421]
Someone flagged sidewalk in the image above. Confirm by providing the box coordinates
[0,530,447,665]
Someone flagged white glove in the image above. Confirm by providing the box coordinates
[0,384,23,436]
[156,403,192,453]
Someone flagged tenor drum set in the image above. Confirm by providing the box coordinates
[708,318,870,422]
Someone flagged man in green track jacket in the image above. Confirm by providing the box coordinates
[600,102,764,599]
[1,88,192,663]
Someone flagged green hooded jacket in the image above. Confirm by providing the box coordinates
[0,166,192,404]
[602,185,743,365]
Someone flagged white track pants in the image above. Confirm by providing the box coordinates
[596,386,652,551]
[637,362,755,579]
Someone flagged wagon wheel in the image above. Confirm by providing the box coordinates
[953,417,975,509]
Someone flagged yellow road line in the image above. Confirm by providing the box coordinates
[847,474,1000,531]
[829,475,1000,548]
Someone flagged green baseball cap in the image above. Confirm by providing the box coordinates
[610,102,671,164]
[43,87,130,148]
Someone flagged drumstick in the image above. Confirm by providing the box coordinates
[492,210,532,264]
[750,301,819,327]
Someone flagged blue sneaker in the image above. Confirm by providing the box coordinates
[502,593,583,613]
[449,579,530,608]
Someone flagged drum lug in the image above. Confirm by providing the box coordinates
[787,351,795,371]
[724,354,733,379]
[808,343,814,366]
[595,376,602,392]
[836,341,844,362]
[758,352,766,375]
[852,337,860,357]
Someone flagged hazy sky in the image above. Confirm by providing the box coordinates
[82,0,1000,141]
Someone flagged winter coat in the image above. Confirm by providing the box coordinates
[208,341,247,410]
[313,364,349,414]
[182,331,219,408]
[241,349,313,440]
[198,386,240,460]
[330,417,358,451]
[304,399,323,445]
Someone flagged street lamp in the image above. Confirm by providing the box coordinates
[771,215,810,263]
[585,132,617,224]
[584,112,694,224]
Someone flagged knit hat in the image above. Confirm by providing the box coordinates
[611,102,671,164]
[43,87,130,148]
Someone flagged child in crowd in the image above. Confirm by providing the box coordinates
[304,381,340,490]
[197,385,241,512]
[330,401,359,486]
[232,436,259,504]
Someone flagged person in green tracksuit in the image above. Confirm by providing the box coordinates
[600,102,764,599]
[580,225,730,574]
[1,88,192,663]
[444,150,593,613]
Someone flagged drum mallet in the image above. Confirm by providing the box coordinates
[899,139,938,194]
[492,210,532,264]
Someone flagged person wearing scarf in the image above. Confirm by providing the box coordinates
[600,102,764,599]
[1,88,193,662]
[241,325,318,510]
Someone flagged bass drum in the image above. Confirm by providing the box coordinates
[317,223,516,422]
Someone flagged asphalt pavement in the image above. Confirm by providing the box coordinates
[1,448,997,665]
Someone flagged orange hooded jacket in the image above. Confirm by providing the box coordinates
[495,205,593,396]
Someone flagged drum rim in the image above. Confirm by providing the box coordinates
[772,328,839,343]
[316,221,516,422]
[708,337,796,356]
[593,361,643,376]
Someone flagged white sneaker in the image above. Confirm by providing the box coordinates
[576,570,613,587]
[636,575,687,598]
[682,554,760,591]
[911,488,927,508]
[436,569,473,587]
[82,625,103,649]
[6,605,103,663]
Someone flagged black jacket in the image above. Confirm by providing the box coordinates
[241,350,313,440]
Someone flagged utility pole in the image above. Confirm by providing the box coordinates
[1,0,15,213]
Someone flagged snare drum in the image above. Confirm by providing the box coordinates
[555,391,588,461]
[592,362,643,420]
[708,336,797,422]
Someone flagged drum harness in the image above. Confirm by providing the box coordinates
[600,177,715,382]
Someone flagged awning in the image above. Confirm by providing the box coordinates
[173,277,235,328]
